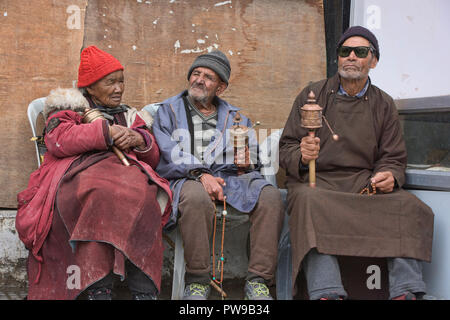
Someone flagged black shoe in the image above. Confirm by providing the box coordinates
[132,292,157,300]
[87,288,112,300]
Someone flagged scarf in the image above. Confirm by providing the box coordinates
[84,94,129,121]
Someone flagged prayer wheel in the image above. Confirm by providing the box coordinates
[300,91,339,187]
[300,91,323,188]
[229,112,249,175]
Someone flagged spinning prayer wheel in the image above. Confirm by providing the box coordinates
[300,91,323,130]
[229,112,249,175]
[300,91,339,188]
[83,108,130,166]
[300,91,323,188]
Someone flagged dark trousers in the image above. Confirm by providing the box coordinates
[88,259,157,295]
[177,180,284,285]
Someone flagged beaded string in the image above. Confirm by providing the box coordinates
[360,180,377,195]
[211,199,227,299]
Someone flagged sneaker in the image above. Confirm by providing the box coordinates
[392,292,417,300]
[87,288,112,300]
[183,283,211,300]
[244,279,273,300]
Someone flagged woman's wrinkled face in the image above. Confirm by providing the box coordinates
[87,70,124,108]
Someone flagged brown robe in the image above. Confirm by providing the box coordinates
[279,74,434,288]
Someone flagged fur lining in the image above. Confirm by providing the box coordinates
[137,109,154,130]
[44,88,89,120]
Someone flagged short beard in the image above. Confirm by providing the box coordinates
[338,55,373,81]
[338,67,366,80]
[188,86,211,107]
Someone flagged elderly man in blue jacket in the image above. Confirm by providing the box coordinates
[153,50,284,300]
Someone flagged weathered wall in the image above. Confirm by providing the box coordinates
[0,0,325,208]
[0,0,87,208]
[0,211,28,297]
[82,0,326,127]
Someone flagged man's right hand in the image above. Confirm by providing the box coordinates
[300,135,320,165]
[199,173,226,201]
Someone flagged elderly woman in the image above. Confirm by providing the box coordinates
[16,46,172,300]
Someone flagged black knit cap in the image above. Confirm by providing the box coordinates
[187,50,231,84]
[337,26,380,61]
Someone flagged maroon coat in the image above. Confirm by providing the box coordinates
[16,109,172,299]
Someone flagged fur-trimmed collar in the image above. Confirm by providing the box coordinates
[43,88,89,120]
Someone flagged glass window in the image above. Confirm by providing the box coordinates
[397,95,450,190]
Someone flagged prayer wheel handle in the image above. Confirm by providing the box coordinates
[307,130,317,188]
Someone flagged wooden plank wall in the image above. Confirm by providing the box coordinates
[0,0,88,208]
[0,0,325,208]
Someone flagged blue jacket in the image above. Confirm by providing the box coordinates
[153,91,271,230]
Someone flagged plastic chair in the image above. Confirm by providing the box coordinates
[259,129,293,300]
[275,190,292,300]
[169,205,249,300]
[27,97,47,167]
[144,103,188,299]
[142,103,161,118]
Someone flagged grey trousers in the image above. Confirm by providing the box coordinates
[302,248,426,300]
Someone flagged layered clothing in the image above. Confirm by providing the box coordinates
[16,104,172,299]
[153,91,271,230]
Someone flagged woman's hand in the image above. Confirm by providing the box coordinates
[109,125,146,152]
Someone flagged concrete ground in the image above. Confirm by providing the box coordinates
[0,277,278,300]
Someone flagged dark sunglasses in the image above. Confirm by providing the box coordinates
[337,46,374,58]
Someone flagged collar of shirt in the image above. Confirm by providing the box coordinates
[186,95,218,120]
[338,79,369,98]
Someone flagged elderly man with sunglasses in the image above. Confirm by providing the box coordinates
[279,26,434,300]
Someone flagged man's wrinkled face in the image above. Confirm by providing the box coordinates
[188,67,226,105]
[337,36,378,81]
[87,70,124,108]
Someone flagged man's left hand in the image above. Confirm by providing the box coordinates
[371,171,395,193]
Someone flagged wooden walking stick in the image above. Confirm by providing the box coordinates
[300,91,338,188]
[82,108,130,166]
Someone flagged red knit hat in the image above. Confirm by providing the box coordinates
[77,45,124,88]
